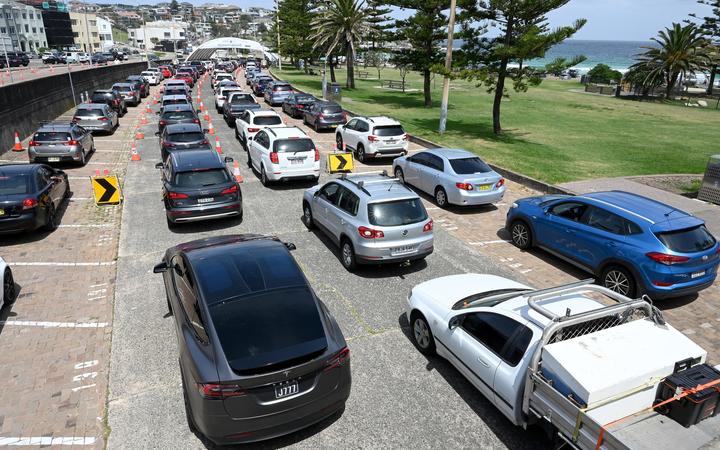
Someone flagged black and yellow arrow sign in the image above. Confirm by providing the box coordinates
[91,176,122,205]
[328,153,353,173]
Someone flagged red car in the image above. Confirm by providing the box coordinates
[173,74,193,88]
[159,65,173,78]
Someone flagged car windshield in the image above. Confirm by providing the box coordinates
[230,94,255,104]
[373,125,404,137]
[174,169,229,187]
[162,110,195,120]
[141,72,154,77]
[656,225,716,253]
[35,132,71,141]
[168,132,204,143]
[322,105,342,114]
[368,198,427,226]
[450,157,492,174]
[254,116,282,125]
[274,139,314,153]
[114,86,131,92]
[75,109,104,117]
[0,173,31,195]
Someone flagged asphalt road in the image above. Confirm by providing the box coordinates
[107,73,550,449]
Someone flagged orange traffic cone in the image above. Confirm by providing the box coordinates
[215,137,223,154]
[199,101,205,112]
[140,114,148,125]
[152,97,158,105]
[145,103,152,113]
[12,132,23,151]
[203,111,210,121]
[130,142,141,161]
[207,121,215,135]
[134,125,144,140]
[233,161,243,183]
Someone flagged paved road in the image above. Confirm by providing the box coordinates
[106,71,549,449]
[0,56,148,86]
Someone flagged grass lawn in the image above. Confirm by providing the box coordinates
[112,28,129,44]
[275,67,719,184]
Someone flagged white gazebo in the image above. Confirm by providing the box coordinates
[185,37,278,62]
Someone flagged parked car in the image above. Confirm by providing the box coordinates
[263,82,294,106]
[281,93,317,119]
[159,65,174,78]
[222,92,261,126]
[336,116,407,163]
[173,73,194,88]
[248,127,320,186]
[393,148,505,207]
[111,82,140,106]
[302,172,434,271]
[100,52,116,61]
[0,51,29,67]
[0,257,16,309]
[303,101,346,132]
[28,122,94,165]
[141,70,161,85]
[157,123,211,161]
[163,80,190,94]
[126,75,149,98]
[160,94,191,113]
[0,163,69,233]
[144,67,163,80]
[176,67,197,82]
[91,53,108,65]
[212,72,234,89]
[158,104,201,133]
[72,103,119,134]
[506,191,720,299]
[152,234,351,445]
[251,76,273,96]
[235,109,285,149]
[215,86,242,113]
[63,51,89,63]
[156,150,241,227]
[90,89,127,116]
[41,52,65,64]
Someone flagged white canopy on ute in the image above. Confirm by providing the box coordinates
[185,37,277,62]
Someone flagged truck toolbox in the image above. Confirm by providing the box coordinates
[656,364,720,427]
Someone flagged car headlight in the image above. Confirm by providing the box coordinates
[511,202,518,209]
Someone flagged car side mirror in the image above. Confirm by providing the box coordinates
[284,242,297,251]
[449,315,462,330]
[203,128,209,133]
[543,207,550,215]
[196,109,201,114]
[224,156,234,163]
[154,162,163,169]
[50,175,63,183]
[153,261,168,273]
[154,131,160,136]
[313,191,320,198]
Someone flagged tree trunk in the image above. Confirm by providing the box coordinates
[707,64,717,96]
[666,72,679,99]
[423,68,431,107]
[330,58,336,83]
[346,46,355,89]
[492,59,508,135]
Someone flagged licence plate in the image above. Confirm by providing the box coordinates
[48,157,60,162]
[274,380,299,399]
[477,184,492,191]
[691,270,705,279]
[386,140,396,144]
[391,245,415,256]
[289,158,305,165]
[197,197,214,204]
[329,124,337,128]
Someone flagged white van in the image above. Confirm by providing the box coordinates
[64,52,89,63]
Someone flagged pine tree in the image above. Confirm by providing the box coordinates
[366,0,392,50]
[690,0,720,94]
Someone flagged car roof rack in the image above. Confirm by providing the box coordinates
[339,170,396,196]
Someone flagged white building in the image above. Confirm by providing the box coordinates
[0,0,48,52]
[96,16,113,50]
[128,20,187,49]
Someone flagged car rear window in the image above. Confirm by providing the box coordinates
[75,108,104,117]
[230,94,255,104]
[168,132,204,143]
[162,110,195,120]
[35,132,71,141]
[254,116,282,125]
[656,225,716,253]
[368,198,427,227]
[164,89,187,96]
[114,85,131,92]
[274,138,314,153]
[296,95,315,103]
[274,84,292,91]
[373,125,404,137]
[0,174,31,195]
[163,99,188,106]
[90,94,112,102]
[174,169,229,187]
[322,105,342,114]
[450,157,492,174]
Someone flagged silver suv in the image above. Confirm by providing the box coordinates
[72,103,119,134]
[28,122,95,165]
[302,172,434,271]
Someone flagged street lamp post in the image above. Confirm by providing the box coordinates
[1,34,14,84]
[275,0,281,70]
[438,0,457,134]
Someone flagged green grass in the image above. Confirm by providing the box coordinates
[275,67,719,184]
[112,28,128,44]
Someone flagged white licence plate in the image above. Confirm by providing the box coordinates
[289,158,305,165]
[47,157,60,162]
[691,270,705,279]
[274,380,299,399]
[391,245,415,256]
[386,140,396,144]
[197,197,214,204]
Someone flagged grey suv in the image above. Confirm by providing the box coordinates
[28,122,95,165]
[72,103,119,134]
[302,173,434,270]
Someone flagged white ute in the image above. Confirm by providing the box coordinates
[406,276,720,450]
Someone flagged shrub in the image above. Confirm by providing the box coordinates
[587,63,622,84]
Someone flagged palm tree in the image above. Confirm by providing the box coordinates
[310,0,373,89]
[632,23,711,99]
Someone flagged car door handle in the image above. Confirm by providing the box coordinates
[477,357,489,367]
[605,241,617,247]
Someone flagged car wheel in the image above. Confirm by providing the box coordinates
[43,204,58,231]
[394,167,405,184]
[260,165,269,186]
[78,149,87,166]
[336,133,344,151]
[303,115,308,125]
[340,239,357,271]
[356,144,365,163]
[313,120,319,132]
[166,216,176,229]
[510,220,532,250]
[181,373,199,434]
[302,202,315,230]
[601,265,636,298]
[3,268,16,306]
[411,312,436,355]
[166,295,172,315]
[434,187,448,207]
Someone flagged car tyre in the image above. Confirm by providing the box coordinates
[410,312,436,355]
[181,373,199,434]
[43,204,59,231]
[510,220,532,250]
[434,186,448,208]
[356,144,366,163]
[302,202,315,230]
[601,265,636,298]
[78,148,87,167]
[394,167,405,184]
[3,268,16,306]
[340,239,357,271]
[336,133,343,151]
[166,216,176,230]
[260,165,269,186]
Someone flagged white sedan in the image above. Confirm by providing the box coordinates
[141,71,161,86]
[1,257,16,309]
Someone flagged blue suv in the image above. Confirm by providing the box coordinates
[505,191,719,299]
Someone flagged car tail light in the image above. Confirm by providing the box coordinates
[270,152,279,164]
[456,182,473,191]
[402,134,408,141]
[358,226,384,239]
[318,113,325,119]
[297,104,304,109]
[198,383,245,398]
[367,135,379,142]
[221,185,238,195]
[22,198,38,209]
[646,252,690,265]
[193,119,200,124]
[66,140,79,146]
[98,117,108,121]
[324,347,350,372]
[167,191,188,200]
[72,116,81,122]
[342,113,348,121]
[314,149,320,161]
[247,127,260,133]
[200,139,209,145]
[652,280,675,287]
[159,120,167,126]
[29,140,38,147]
[423,219,434,232]
[495,178,505,188]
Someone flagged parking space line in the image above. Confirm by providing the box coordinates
[71,384,96,393]
[11,261,116,266]
[0,320,108,328]
[0,437,96,446]
[470,239,511,246]
[58,224,113,228]
[69,197,92,201]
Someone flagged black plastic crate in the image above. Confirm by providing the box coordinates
[655,364,720,428]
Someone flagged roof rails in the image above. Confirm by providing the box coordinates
[339,170,398,196]
[38,120,74,127]
[525,278,636,321]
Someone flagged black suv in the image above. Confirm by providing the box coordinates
[0,51,29,68]
[90,89,127,116]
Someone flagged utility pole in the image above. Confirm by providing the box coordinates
[438,0,457,134]
[1,33,14,84]
[275,0,281,70]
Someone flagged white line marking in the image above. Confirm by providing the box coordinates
[89,283,107,288]
[87,296,106,301]
[69,197,92,201]
[72,372,98,382]
[509,263,523,268]
[444,226,458,231]
[69,176,88,180]
[0,437,97,446]
[74,360,98,369]
[520,269,533,274]
[478,240,511,245]
[71,383,96,392]
[86,161,123,165]
[10,261,116,266]
[0,320,108,328]
[58,224,113,228]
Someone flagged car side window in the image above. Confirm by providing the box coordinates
[549,202,587,222]
[410,152,430,166]
[427,154,445,172]
[174,256,208,342]
[255,132,267,148]
[36,168,49,187]
[462,312,530,366]
[356,120,369,133]
[346,119,358,130]
[337,187,359,215]
[319,183,341,204]
[583,206,628,235]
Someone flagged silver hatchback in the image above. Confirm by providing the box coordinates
[302,173,434,271]
[73,103,119,134]
[28,122,95,166]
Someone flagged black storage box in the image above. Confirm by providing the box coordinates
[656,364,720,428]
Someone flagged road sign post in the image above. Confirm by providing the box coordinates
[91,175,122,205]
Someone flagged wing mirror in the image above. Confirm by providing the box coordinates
[203,128,209,133]
[196,109,202,114]
[154,131,160,136]
[153,261,168,273]
[449,316,462,330]
[50,175,63,183]
[154,162,164,169]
